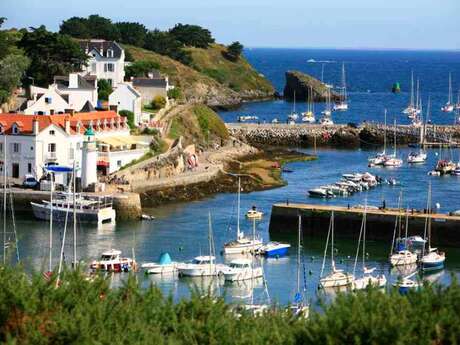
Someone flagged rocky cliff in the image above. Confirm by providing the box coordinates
[283,70,342,102]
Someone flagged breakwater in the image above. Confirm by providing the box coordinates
[269,203,460,246]
[227,123,460,148]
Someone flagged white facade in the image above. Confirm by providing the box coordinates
[80,40,125,87]
[81,138,98,188]
[24,88,70,115]
[108,83,142,125]
[55,73,98,110]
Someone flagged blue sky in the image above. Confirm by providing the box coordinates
[1,0,459,50]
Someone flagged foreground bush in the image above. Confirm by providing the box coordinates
[0,267,459,344]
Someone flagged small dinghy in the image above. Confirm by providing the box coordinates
[258,242,291,258]
[142,252,178,274]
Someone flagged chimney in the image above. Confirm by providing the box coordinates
[32,117,39,135]
[64,117,71,134]
[100,43,104,56]
[69,73,79,88]
[65,108,75,116]
[85,43,89,54]
[50,109,55,115]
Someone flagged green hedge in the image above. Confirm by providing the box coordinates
[0,266,459,344]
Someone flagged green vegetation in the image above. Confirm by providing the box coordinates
[168,23,214,48]
[119,110,135,129]
[167,87,181,100]
[168,116,185,140]
[17,26,86,87]
[97,79,112,101]
[193,104,229,141]
[223,41,244,62]
[125,60,160,79]
[151,95,167,110]
[0,266,459,344]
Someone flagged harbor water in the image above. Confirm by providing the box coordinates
[12,146,460,305]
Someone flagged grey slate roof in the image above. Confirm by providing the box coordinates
[54,75,96,90]
[132,78,167,88]
[80,100,95,112]
[79,40,123,59]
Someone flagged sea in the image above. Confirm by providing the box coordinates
[11,49,460,306]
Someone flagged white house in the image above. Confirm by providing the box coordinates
[79,39,125,87]
[0,111,148,182]
[108,83,142,125]
[24,73,98,115]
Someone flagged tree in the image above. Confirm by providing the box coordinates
[144,30,192,65]
[119,110,135,129]
[224,41,244,62]
[151,95,166,110]
[86,15,120,41]
[97,79,112,101]
[59,16,90,38]
[0,54,30,104]
[125,60,160,79]
[18,26,87,86]
[115,22,147,46]
[169,23,214,48]
[167,87,181,101]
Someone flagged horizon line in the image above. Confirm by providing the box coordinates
[244,46,460,52]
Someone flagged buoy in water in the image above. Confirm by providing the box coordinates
[392,82,401,93]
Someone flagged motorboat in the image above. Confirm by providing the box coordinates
[90,249,136,272]
[271,118,279,124]
[353,267,387,290]
[393,276,420,294]
[435,160,456,175]
[258,242,291,257]
[420,248,445,271]
[390,250,417,266]
[31,192,116,225]
[222,258,263,282]
[246,206,263,219]
[237,115,258,122]
[177,256,225,277]
[407,151,427,164]
[308,187,334,198]
[453,164,460,176]
[368,153,387,166]
[384,157,403,167]
[319,116,334,125]
[397,236,426,250]
[142,252,178,274]
[301,112,315,123]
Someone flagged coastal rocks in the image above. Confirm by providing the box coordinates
[283,70,342,102]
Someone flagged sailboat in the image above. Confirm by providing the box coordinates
[390,209,417,266]
[402,71,420,115]
[352,207,387,290]
[289,215,309,317]
[455,90,460,110]
[319,211,353,288]
[319,88,334,125]
[441,73,454,112]
[333,62,348,111]
[178,213,225,277]
[223,177,263,255]
[408,99,428,163]
[222,219,264,281]
[383,119,403,167]
[288,91,299,122]
[301,86,316,123]
[420,183,446,271]
[368,109,389,166]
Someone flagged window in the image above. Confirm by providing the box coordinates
[12,125,19,134]
[30,146,33,151]
[107,49,114,58]
[91,63,97,72]
[104,63,114,72]
[0,126,3,134]
[107,79,113,86]
[76,143,81,150]
[49,130,55,136]
[45,97,52,104]
[27,163,32,173]
[48,143,56,153]
[12,143,20,153]
[117,160,122,167]
[69,148,74,160]
[0,143,3,152]
[0,163,3,172]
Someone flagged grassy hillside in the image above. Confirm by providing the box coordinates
[186,44,275,98]
[125,44,274,108]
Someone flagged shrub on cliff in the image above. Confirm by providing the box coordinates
[167,87,181,100]
[193,104,229,141]
[169,23,214,48]
[223,41,243,62]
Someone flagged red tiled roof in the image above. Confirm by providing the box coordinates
[0,111,124,135]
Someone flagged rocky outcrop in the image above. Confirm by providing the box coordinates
[283,70,342,102]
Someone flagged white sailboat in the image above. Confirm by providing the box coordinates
[368,109,389,166]
[288,91,299,121]
[420,182,446,271]
[402,71,419,115]
[390,209,417,267]
[408,98,428,164]
[441,73,454,112]
[319,211,353,288]
[223,177,262,255]
[289,215,309,316]
[333,62,348,111]
[383,119,403,167]
[352,207,387,290]
[301,86,316,123]
[222,219,263,282]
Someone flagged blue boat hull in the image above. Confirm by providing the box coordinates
[422,261,444,272]
[265,247,289,258]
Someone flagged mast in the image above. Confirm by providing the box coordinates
[390,191,402,256]
[293,91,296,114]
[415,78,420,112]
[72,161,77,268]
[353,210,364,277]
[422,181,431,258]
[362,209,366,270]
[448,72,452,104]
[296,214,301,295]
[49,173,54,273]
[321,64,325,83]
[404,207,409,249]
[393,119,397,157]
[208,212,213,275]
[3,135,6,265]
[236,177,241,239]
[342,62,347,102]
[410,70,414,108]
[383,109,387,154]
[320,211,332,278]
[331,211,335,271]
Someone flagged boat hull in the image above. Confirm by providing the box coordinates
[31,202,116,224]
[264,245,290,258]
[223,267,263,282]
